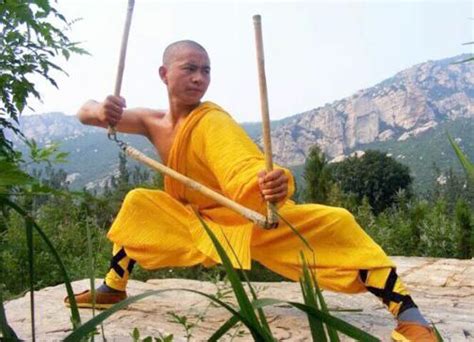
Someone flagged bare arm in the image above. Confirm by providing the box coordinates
[77,95,153,136]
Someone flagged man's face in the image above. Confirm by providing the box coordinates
[161,46,211,106]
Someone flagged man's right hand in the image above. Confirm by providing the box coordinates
[77,95,152,136]
[99,95,127,126]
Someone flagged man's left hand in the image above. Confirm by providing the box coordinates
[257,169,289,203]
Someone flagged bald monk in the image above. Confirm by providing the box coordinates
[68,40,436,341]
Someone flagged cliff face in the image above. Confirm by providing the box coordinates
[265,55,474,166]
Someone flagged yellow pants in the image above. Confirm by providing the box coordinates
[105,189,412,316]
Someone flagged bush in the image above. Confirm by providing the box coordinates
[329,150,413,214]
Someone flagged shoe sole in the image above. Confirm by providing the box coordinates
[64,302,121,310]
[391,330,410,342]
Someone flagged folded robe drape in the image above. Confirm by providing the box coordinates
[107,101,394,293]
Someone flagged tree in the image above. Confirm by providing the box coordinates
[456,199,472,259]
[303,146,333,204]
[0,2,86,329]
[329,150,413,214]
[0,0,86,160]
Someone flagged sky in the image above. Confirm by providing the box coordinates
[27,0,473,122]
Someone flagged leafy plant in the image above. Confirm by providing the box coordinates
[131,327,174,342]
[0,0,87,158]
[303,146,333,204]
[448,134,474,187]
[329,150,413,213]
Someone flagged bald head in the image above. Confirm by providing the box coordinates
[162,40,208,67]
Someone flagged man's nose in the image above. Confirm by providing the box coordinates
[191,71,205,84]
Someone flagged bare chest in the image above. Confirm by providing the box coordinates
[147,121,180,165]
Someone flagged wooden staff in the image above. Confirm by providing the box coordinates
[104,2,272,228]
[108,0,135,138]
[253,14,278,228]
[123,145,269,228]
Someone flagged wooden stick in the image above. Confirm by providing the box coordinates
[103,2,271,228]
[253,14,278,228]
[108,0,135,138]
[123,145,270,228]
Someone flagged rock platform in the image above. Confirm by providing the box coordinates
[4,256,473,341]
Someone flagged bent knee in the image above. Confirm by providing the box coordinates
[329,207,357,226]
[123,188,145,203]
[122,188,162,207]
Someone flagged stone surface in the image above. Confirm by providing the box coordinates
[4,256,474,341]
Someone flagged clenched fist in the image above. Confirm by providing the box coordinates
[257,169,289,203]
[99,95,126,126]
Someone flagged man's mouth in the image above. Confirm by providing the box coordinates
[187,88,203,93]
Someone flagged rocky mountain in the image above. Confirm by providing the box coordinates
[7,112,101,145]
[7,54,473,190]
[264,54,473,165]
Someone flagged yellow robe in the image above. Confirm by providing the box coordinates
[108,101,394,293]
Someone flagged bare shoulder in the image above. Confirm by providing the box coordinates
[119,107,166,136]
[126,107,166,118]
[138,108,168,128]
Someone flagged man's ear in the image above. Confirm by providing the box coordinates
[159,66,168,84]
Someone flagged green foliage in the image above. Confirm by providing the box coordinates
[0,284,20,341]
[360,196,461,258]
[167,312,195,341]
[342,118,474,193]
[196,213,378,341]
[455,199,473,259]
[1,4,89,332]
[299,252,337,341]
[447,133,474,201]
[131,327,174,342]
[330,150,413,214]
[0,157,34,192]
[1,198,111,299]
[26,139,69,166]
[0,0,86,159]
[303,146,333,204]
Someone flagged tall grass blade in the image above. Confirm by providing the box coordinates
[181,289,270,340]
[314,280,340,341]
[63,291,165,342]
[194,212,274,341]
[0,159,33,192]
[26,220,36,342]
[253,299,379,341]
[64,288,266,342]
[432,323,444,342]
[0,287,20,341]
[289,302,379,341]
[300,252,327,342]
[303,253,341,342]
[208,315,240,341]
[448,134,474,185]
[218,226,273,337]
[453,56,474,64]
[3,199,82,328]
[85,220,96,341]
[273,210,312,252]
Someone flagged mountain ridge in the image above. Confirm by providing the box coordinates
[263,54,473,165]
[7,54,473,190]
